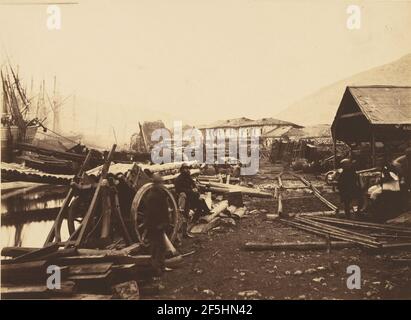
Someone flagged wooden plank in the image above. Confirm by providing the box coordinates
[73,144,116,247]
[1,260,49,284]
[68,262,113,276]
[1,247,38,258]
[12,243,60,263]
[68,270,111,281]
[1,281,75,299]
[44,150,94,245]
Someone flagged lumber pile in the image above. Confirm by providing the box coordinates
[190,199,248,234]
[0,243,183,299]
[280,216,411,251]
[243,241,356,251]
[198,181,272,198]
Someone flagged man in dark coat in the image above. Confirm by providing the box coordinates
[175,163,210,226]
[144,173,170,275]
[337,159,361,217]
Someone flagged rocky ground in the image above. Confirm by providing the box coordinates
[147,161,411,300]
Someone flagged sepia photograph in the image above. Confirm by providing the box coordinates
[0,0,410,306]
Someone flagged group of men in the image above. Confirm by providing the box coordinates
[337,147,411,218]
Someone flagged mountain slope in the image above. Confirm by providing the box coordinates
[276,54,411,126]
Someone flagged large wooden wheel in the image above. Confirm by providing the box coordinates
[130,182,179,246]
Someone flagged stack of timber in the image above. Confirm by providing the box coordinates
[0,243,171,299]
[190,199,248,234]
[0,145,188,299]
[280,216,411,251]
[198,181,272,198]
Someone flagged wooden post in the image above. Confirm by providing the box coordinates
[111,189,132,245]
[333,138,337,169]
[100,185,112,240]
[371,130,376,167]
[70,144,116,248]
[139,122,148,152]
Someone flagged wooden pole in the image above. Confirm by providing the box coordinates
[371,130,376,167]
[333,138,337,169]
[243,241,355,251]
[44,150,93,245]
[71,144,117,248]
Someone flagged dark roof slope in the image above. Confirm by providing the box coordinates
[348,86,411,125]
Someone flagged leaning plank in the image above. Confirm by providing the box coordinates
[11,243,60,263]
[243,241,356,251]
[1,247,38,258]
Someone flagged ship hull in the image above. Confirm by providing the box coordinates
[1,125,38,162]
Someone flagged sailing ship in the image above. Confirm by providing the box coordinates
[1,65,40,162]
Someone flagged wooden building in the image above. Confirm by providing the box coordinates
[331,86,411,167]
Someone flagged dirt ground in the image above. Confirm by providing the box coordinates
[148,161,411,300]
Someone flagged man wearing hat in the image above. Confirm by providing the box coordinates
[175,163,210,235]
[144,173,170,275]
[337,158,361,217]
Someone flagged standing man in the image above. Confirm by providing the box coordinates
[337,158,361,218]
[144,173,170,276]
[175,163,210,233]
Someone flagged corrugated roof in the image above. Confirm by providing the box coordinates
[349,86,411,124]
[1,162,72,184]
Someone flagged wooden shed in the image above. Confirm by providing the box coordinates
[331,86,411,166]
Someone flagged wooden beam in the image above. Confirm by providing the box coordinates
[243,241,356,251]
[72,145,116,248]
[44,150,94,245]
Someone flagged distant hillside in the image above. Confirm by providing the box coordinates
[276,54,411,126]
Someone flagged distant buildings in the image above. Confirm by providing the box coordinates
[197,117,302,141]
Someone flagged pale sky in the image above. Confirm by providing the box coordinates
[1,0,411,146]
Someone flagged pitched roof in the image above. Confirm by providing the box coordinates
[300,124,332,138]
[197,117,253,129]
[262,126,294,138]
[198,117,301,129]
[246,117,302,128]
[348,86,411,124]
